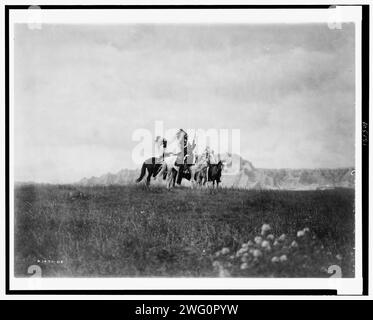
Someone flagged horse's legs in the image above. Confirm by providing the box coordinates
[152,165,159,178]
[169,172,175,189]
[197,172,202,187]
[176,166,183,185]
[172,169,177,187]
[166,170,173,190]
[136,162,149,182]
[146,168,152,187]
[189,167,196,189]
[156,162,167,179]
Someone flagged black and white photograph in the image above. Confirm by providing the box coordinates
[5,4,367,295]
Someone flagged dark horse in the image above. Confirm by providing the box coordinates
[195,161,223,188]
[136,157,166,186]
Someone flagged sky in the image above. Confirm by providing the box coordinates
[14,23,355,183]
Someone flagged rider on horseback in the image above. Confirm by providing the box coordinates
[153,135,167,165]
[194,146,217,183]
[151,129,196,185]
[175,129,196,184]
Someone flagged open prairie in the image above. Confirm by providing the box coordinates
[14,184,355,278]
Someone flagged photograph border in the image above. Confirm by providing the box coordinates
[4,3,369,296]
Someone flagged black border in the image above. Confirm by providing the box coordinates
[361,4,369,296]
[4,4,369,296]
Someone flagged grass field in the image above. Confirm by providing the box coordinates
[14,184,355,277]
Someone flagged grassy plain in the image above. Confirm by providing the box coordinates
[14,184,354,277]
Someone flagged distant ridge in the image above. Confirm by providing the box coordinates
[78,168,140,186]
[77,154,354,190]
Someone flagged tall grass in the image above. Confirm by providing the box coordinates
[14,184,354,277]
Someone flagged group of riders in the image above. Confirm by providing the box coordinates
[141,128,219,187]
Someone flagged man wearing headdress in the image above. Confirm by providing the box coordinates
[174,129,196,184]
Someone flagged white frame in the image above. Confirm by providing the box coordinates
[6,5,364,295]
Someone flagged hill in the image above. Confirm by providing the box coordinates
[77,154,354,190]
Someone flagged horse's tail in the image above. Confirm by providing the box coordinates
[136,163,146,182]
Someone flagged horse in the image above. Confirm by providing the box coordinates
[135,157,166,186]
[195,161,224,188]
[163,154,197,190]
[160,154,179,190]
[136,144,197,189]
[136,154,180,189]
